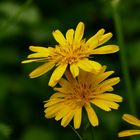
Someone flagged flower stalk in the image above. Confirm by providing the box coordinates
[69,124,84,140]
[111,0,137,116]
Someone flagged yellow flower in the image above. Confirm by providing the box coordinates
[44,66,122,129]
[22,22,119,87]
[118,114,140,137]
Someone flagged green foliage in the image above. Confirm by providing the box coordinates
[0,123,12,139]
[20,126,56,140]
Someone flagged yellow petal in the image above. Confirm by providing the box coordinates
[74,22,85,42]
[29,61,55,78]
[28,47,53,58]
[95,71,114,84]
[85,39,98,50]
[95,86,114,93]
[78,69,90,84]
[50,92,66,99]
[87,60,102,73]
[91,45,119,54]
[27,53,48,58]
[98,32,112,45]
[29,46,49,52]
[44,98,63,108]
[98,77,120,88]
[85,105,99,127]
[21,58,43,64]
[74,107,82,129]
[55,106,70,121]
[98,65,107,74]
[58,78,71,87]
[54,87,72,94]
[61,111,74,127]
[65,69,76,83]
[94,93,123,102]
[92,99,119,110]
[66,29,74,45]
[91,99,111,111]
[104,100,120,109]
[86,29,105,44]
[86,28,105,49]
[53,30,66,46]
[123,114,140,127]
[107,87,114,91]
[78,58,101,73]
[54,78,73,93]
[70,63,79,78]
[49,63,68,87]
[44,104,64,118]
[118,130,140,137]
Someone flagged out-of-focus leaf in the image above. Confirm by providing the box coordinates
[0,123,11,138]
[102,112,121,132]
[29,19,61,43]
[123,17,140,36]
[20,126,56,140]
[58,2,97,24]
[9,94,34,125]
[0,75,11,103]
[0,47,19,64]
[135,78,140,99]
[0,2,41,38]
[0,2,19,17]
[18,6,41,25]
[127,41,140,68]
[0,2,40,25]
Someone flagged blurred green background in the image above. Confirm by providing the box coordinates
[0,0,140,140]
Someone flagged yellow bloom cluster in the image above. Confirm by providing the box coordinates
[22,22,122,129]
[22,22,119,87]
[44,67,122,129]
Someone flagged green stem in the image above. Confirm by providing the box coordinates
[90,125,95,140]
[0,0,33,38]
[69,124,84,140]
[111,0,137,116]
[84,122,95,140]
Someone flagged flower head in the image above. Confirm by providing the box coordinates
[44,66,122,129]
[118,114,140,137]
[22,22,119,87]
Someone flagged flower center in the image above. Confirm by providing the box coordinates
[71,82,92,106]
[52,43,89,65]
